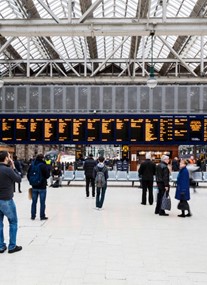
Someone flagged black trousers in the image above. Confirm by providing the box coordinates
[85,177,95,197]
[141,180,154,205]
[155,183,165,214]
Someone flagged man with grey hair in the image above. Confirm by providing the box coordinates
[155,155,170,216]
[138,152,156,205]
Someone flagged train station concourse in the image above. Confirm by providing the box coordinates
[1,0,207,284]
[0,177,207,285]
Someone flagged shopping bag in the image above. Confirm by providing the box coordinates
[28,188,32,200]
[161,192,171,211]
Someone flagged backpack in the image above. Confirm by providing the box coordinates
[95,167,106,188]
[28,161,43,187]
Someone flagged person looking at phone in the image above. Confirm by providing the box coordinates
[0,151,22,254]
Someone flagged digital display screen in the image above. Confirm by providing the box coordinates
[73,118,86,142]
[0,114,206,145]
[16,118,29,141]
[58,118,72,142]
[101,118,115,142]
[116,119,129,142]
[87,118,100,142]
[1,118,15,141]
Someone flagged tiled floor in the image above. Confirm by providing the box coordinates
[1,178,207,285]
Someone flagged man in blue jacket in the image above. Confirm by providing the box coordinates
[0,151,22,254]
[27,154,50,220]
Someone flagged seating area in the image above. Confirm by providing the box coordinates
[170,171,207,188]
[62,170,140,186]
[62,170,207,188]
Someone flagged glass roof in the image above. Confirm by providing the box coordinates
[0,0,207,78]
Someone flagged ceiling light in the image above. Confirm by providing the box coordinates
[147,32,157,89]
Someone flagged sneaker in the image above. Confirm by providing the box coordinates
[0,246,7,253]
[8,246,22,254]
[40,217,48,220]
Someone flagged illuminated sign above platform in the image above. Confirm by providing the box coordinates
[0,114,206,145]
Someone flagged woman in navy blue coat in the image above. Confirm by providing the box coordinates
[175,160,192,218]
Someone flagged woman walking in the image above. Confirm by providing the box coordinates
[175,159,192,218]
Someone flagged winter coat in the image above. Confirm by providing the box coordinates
[138,159,156,181]
[84,158,97,178]
[175,166,190,201]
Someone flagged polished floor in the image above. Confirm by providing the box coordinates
[1,178,207,285]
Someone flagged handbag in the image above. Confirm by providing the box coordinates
[28,188,33,200]
[161,192,171,211]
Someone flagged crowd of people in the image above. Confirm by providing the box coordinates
[1,149,203,255]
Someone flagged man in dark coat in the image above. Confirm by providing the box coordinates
[138,152,156,205]
[83,154,97,198]
[155,155,170,216]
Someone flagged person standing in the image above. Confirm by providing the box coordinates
[93,156,108,210]
[175,159,192,218]
[155,155,170,216]
[0,151,22,254]
[13,155,23,193]
[27,154,50,220]
[138,152,156,205]
[83,154,97,198]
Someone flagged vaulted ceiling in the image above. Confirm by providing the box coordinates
[0,0,207,85]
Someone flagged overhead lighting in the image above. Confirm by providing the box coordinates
[0,79,4,88]
[147,32,157,89]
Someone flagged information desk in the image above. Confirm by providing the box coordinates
[0,114,206,144]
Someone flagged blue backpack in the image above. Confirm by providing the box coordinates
[28,161,43,187]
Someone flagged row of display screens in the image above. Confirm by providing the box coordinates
[0,114,206,144]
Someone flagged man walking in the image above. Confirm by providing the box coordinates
[83,153,97,198]
[155,155,170,216]
[93,156,108,210]
[138,152,156,205]
[27,154,50,220]
[0,151,22,254]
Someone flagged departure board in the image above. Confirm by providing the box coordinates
[130,119,144,142]
[189,118,202,141]
[204,118,207,142]
[116,119,129,142]
[44,118,57,142]
[174,117,188,141]
[1,118,15,141]
[160,117,173,142]
[30,118,43,141]
[16,118,29,141]
[87,118,100,142]
[0,114,207,144]
[145,118,159,141]
[73,119,86,142]
[58,118,72,142]
[102,118,115,142]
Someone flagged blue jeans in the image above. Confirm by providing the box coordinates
[96,186,107,208]
[31,189,47,219]
[0,199,18,251]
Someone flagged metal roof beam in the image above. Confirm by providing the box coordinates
[1,18,207,37]
[79,0,102,23]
